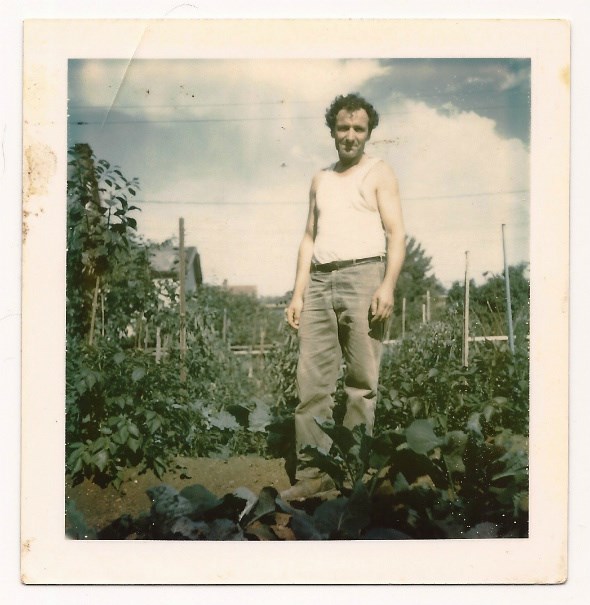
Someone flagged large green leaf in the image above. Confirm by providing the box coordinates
[232,487,258,521]
[354,425,375,469]
[131,366,146,382]
[466,412,483,436]
[65,500,97,540]
[248,402,272,432]
[289,512,327,540]
[241,486,278,527]
[300,446,347,489]
[179,484,222,518]
[463,522,499,539]
[208,410,240,431]
[362,527,411,540]
[442,430,468,473]
[405,419,442,455]
[312,498,349,537]
[313,484,370,539]
[343,482,372,536]
[147,485,194,523]
[313,419,357,454]
[93,449,109,472]
[226,404,250,427]
[389,449,448,488]
[372,430,406,455]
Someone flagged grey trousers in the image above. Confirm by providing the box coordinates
[294,261,386,480]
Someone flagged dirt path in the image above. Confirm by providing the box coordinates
[66,455,291,531]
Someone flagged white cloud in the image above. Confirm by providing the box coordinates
[137,98,530,293]
[72,58,390,114]
[228,59,391,104]
[70,60,530,295]
[375,100,529,285]
[382,101,529,196]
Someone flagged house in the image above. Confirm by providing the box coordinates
[150,245,203,293]
[221,280,258,298]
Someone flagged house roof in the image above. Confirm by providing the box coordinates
[225,284,258,298]
[150,246,202,291]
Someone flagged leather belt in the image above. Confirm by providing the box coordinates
[310,255,385,273]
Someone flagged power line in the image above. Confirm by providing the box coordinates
[133,189,529,205]
[69,115,318,126]
[68,103,530,126]
[68,85,529,111]
[69,100,293,110]
[404,189,529,201]
[138,200,302,206]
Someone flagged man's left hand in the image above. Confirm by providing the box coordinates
[370,284,394,321]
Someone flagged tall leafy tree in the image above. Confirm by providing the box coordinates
[390,236,444,335]
[66,143,147,342]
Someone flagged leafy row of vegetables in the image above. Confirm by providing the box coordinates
[66,145,529,539]
[67,412,527,540]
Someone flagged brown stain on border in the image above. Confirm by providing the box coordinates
[560,65,570,87]
[21,539,34,583]
[23,143,56,200]
[22,143,55,243]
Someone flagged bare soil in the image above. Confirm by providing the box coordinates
[66,455,291,531]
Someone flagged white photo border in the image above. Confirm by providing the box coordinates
[21,18,569,585]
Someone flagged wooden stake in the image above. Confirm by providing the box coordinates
[155,327,162,363]
[136,316,143,350]
[88,275,100,346]
[402,297,406,340]
[463,251,470,367]
[426,290,431,322]
[260,327,266,360]
[422,303,426,324]
[100,291,105,337]
[179,218,187,382]
[502,224,516,353]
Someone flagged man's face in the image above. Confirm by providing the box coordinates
[332,108,370,165]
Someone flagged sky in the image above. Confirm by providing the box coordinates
[68,58,530,297]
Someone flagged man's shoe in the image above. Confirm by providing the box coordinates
[279,475,336,501]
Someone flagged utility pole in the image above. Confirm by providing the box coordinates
[502,224,515,353]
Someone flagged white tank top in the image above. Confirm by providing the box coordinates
[313,156,385,263]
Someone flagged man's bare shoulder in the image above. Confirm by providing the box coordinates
[365,160,399,200]
[310,164,333,192]
[366,157,399,188]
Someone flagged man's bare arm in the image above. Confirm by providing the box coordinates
[370,162,406,321]
[286,178,318,329]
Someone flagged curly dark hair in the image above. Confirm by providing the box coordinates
[325,93,380,135]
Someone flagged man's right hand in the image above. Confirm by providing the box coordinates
[286,296,304,330]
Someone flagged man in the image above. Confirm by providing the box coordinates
[281,93,406,500]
